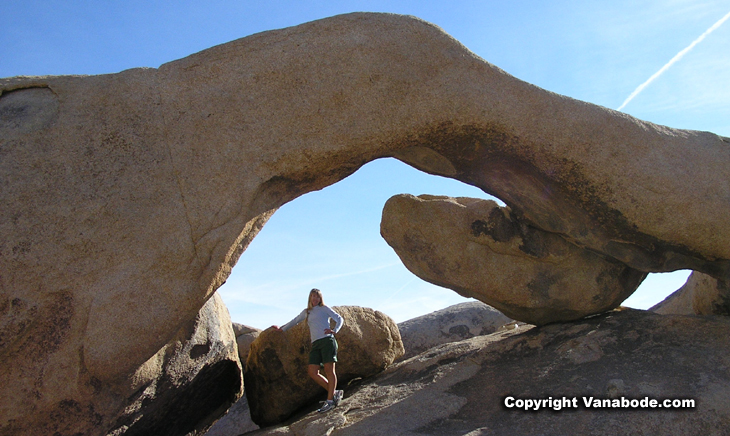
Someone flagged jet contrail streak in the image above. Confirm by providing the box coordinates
[381,276,417,306]
[617,10,730,111]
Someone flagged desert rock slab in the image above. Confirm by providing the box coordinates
[204,394,259,436]
[381,194,647,324]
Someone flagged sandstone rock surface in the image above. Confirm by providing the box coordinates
[2,12,730,435]
[651,271,730,316]
[381,194,647,324]
[244,306,403,426]
[249,309,730,436]
[397,300,512,359]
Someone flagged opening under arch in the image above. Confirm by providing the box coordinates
[218,158,689,328]
[218,157,500,328]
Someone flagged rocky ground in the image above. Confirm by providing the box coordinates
[206,301,512,435]
[239,308,730,436]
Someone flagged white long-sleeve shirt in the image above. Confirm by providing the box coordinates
[281,305,344,343]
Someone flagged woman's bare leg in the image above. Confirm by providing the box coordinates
[308,364,330,392]
[323,362,337,401]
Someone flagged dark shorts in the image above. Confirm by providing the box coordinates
[309,336,338,366]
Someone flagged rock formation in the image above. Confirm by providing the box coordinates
[248,309,730,436]
[244,306,403,426]
[381,194,647,324]
[0,292,241,436]
[209,302,510,436]
[108,293,242,436]
[651,271,730,316]
[2,12,730,435]
[397,300,513,359]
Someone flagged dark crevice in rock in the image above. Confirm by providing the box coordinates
[116,359,241,436]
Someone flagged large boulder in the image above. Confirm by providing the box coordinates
[381,194,647,324]
[0,292,242,436]
[397,300,513,359]
[651,271,730,316]
[107,293,242,436]
[244,306,403,426]
[248,308,730,435]
[2,12,730,434]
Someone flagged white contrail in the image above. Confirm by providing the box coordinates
[243,261,401,295]
[381,276,417,306]
[617,10,730,111]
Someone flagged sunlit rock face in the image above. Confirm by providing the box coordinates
[1,11,729,435]
[107,293,242,436]
[652,271,730,316]
[381,194,647,325]
[0,293,241,436]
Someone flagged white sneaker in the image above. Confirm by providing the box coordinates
[318,400,335,413]
[334,389,344,406]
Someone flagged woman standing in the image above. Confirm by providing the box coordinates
[274,288,344,413]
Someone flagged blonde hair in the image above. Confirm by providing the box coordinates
[306,288,324,318]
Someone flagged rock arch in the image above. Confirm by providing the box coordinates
[1,12,729,434]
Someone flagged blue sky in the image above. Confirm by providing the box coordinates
[3,1,729,328]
